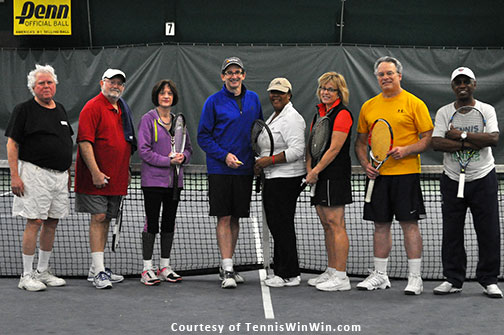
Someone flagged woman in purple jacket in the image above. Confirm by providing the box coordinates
[137,79,192,285]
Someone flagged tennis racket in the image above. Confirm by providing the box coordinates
[251,119,274,193]
[172,113,186,201]
[365,118,393,203]
[301,113,332,196]
[449,106,486,198]
[111,196,124,253]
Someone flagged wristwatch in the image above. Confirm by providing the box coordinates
[460,131,467,141]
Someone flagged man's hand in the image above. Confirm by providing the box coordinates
[387,146,409,160]
[445,125,462,141]
[225,153,242,169]
[92,171,110,189]
[11,175,24,197]
[364,162,380,180]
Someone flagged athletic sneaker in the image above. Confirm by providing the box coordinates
[219,266,244,284]
[356,270,391,291]
[404,274,423,295]
[140,269,161,286]
[308,270,331,287]
[18,272,47,292]
[316,275,351,292]
[220,269,237,289]
[34,269,66,287]
[484,284,503,298]
[264,275,301,288]
[87,267,124,283]
[433,281,462,295]
[157,266,182,283]
[93,271,112,289]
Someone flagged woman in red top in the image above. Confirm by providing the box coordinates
[305,72,354,292]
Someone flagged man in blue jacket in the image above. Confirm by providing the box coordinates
[198,56,263,288]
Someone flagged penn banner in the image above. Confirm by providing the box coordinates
[13,0,71,35]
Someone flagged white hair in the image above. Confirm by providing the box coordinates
[373,56,403,75]
[27,64,58,96]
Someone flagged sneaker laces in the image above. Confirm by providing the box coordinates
[364,270,386,285]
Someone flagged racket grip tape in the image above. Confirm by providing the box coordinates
[457,173,466,198]
[365,179,375,203]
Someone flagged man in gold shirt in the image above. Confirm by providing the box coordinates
[355,56,433,295]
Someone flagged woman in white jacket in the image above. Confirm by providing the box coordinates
[254,77,306,287]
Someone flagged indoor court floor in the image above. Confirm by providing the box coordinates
[1,270,502,335]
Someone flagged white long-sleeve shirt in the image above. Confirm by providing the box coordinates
[258,102,306,179]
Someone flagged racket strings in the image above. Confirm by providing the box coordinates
[310,119,331,160]
[251,122,265,156]
[451,110,485,133]
[369,123,392,161]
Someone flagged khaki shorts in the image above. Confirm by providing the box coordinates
[12,161,69,220]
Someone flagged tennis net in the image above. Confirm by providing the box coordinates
[1,162,503,280]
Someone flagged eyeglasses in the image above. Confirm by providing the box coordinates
[376,71,396,78]
[319,86,337,93]
[104,78,125,87]
[224,70,243,77]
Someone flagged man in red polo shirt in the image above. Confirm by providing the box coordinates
[75,68,136,289]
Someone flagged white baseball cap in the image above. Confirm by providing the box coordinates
[451,67,475,81]
[102,68,126,82]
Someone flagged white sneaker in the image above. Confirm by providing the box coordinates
[315,275,351,292]
[157,266,182,283]
[140,269,161,286]
[404,274,423,295]
[93,271,113,289]
[484,284,503,298]
[220,269,237,289]
[308,269,331,287]
[34,269,66,287]
[219,266,245,284]
[433,281,462,295]
[88,267,124,283]
[18,272,47,292]
[264,275,301,288]
[356,270,391,291]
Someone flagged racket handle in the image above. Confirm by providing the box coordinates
[255,175,261,193]
[457,173,466,198]
[365,179,375,203]
[310,184,316,197]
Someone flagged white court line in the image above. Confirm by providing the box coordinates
[1,191,12,196]
[251,216,275,319]
[259,269,275,319]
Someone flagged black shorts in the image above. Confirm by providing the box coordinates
[208,174,253,217]
[311,178,352,207]
[363,174,426,222]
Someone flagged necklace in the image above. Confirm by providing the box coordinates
[156,108,172,126]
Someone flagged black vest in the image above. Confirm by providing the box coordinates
[313,103,353,181]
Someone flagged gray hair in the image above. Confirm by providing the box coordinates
[373,56,403,75]
[27,64,58,96]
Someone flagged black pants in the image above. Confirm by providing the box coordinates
[440,170,500,287]
[262,176,303,278]
[142,187,179,234]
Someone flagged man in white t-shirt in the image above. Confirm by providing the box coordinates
[431,67,502,298]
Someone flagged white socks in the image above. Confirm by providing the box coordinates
[91,252,105,273]
[22,254,35,276]
[222,258,233,272]
[143,259,153,272]
[374,257,389,274]
[408,258,422,276]
[160,258,170,269]
[37,249,52,272]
